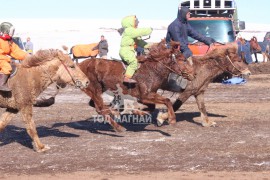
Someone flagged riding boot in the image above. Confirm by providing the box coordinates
[123,76,137,84]
[0,73,11,92]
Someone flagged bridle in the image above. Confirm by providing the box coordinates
[150,51,192,78]
[60,61,82,87]
[41,59,81,88]
[206,42,246,76]
[214,55,245,76]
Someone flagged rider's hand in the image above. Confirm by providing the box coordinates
[209,43,215,51]
[210,38,216,44]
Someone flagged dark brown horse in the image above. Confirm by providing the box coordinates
[156,43,251,127]
[0,49,89,152]
[78,40,195,132]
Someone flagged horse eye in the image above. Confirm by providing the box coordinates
[70,65,75,69]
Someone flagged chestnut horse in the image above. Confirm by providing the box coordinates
[0,49,89,152]
[79,40,195,132]
[156,43,251,127]
[250,36,269,63]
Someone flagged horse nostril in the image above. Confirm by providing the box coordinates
[86,81,90,87]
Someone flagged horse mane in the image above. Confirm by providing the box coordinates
[21,49,62,68]
[194,43,238,63]
[148,39,180,61]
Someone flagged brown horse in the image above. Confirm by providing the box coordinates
[78,40,195,132]
[156,43,251,127]
[250,36,269,63]
[0,49,89,152]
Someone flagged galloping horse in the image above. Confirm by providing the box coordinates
[0,49,89,152]
[79,40,195,132]
[156,43,251,127]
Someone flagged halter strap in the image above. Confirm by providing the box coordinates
[214,55,244,76]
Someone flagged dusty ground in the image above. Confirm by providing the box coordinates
[0,71,270,179]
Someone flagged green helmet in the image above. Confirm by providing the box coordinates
[0,22,15,36]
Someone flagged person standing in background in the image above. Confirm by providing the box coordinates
[25,37,33,54]
[92,35,108,59]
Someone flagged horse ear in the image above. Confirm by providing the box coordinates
[57,50,66,61]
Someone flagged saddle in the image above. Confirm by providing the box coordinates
[165,73,188,92]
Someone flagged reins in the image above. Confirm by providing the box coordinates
[60,61,78,86]
[40,59,79,89]
[151,53,191,77]
[214,55,244,76]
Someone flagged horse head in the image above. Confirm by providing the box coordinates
[169,40,195,80]
[22,49,89,89]
[54,50,89,89]
[147,39,195,80]
[250,36,262,52]
[210,43,251,76]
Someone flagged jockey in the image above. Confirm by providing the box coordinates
[119,15,152,84]
[166,6,215,64]
[0,22,28,92]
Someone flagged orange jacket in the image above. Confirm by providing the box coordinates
[72,43,99,58]
[0,38,27,62]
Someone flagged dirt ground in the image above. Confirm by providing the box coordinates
[1,63,270,179]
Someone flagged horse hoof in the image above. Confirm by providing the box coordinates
[36,145,50,153]
[157,112,168,126]
[169,120,177,126]
[202,121,217,127]
[156,119,164,127]
[115,126,127,132]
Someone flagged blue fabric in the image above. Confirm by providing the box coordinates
[258,41,267,52]
[222,77,247,85]
[166,7,213,59]
[237,41,253,64]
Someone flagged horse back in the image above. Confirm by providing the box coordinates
[78,58,125,83]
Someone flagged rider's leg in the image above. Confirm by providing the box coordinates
[120,49,138,83]
[0,60,12,92]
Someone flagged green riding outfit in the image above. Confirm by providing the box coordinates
[119,15,152,79]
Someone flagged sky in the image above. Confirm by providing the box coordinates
[1,0,270,24]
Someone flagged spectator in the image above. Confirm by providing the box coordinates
[0,22,28,91]
[93,35,108,59]
[25,37,33,54]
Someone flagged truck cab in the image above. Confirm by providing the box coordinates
[180,0,245,55]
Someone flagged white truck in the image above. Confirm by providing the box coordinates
[180,0,245,55]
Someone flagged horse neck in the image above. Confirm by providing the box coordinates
[142,59,172,77]
[192,57,226,84]
[27,64,58,96]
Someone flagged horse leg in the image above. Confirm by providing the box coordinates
[195,92,216,127]
[0,109,18,131]
[20,106,49,152]
[262,52,265,62]
[157,91,192,126]
[140,93,176,125]
[83,89,126,132]
[254,53,258,63]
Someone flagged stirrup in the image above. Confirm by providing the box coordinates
[0,85,11,92]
